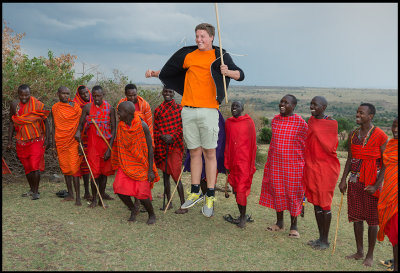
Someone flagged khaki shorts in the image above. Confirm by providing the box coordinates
[181,107,219,150]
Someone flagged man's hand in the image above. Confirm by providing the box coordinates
[104,149,111,161]
[52,148,58,159]
[6,142,13,151]
[161,134,173,145]
[220,64,229,76]
[364,185,378,195]
[74,131,81,143]
[148,170,155,182]
[338,178,347,194]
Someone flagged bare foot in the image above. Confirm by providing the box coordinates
[75,199,82,206]
[83,193,92,201]
[147,215,156,225]
[345,252,364,260]
[128,211,137,222]
[88,200,97,208]
[175,208,188,214]
[237,217,246,229]
[102,193,114,200]
[363,256,374,267]
[62,196,74,202]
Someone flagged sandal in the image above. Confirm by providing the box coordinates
[223,214,236,224]
[266,224,284,232]
[380,259,394,268]
[56,190,69,198]
[288,230,300,238]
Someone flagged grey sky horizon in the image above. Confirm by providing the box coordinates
[2,2,398,89]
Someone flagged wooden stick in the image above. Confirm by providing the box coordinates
[214,3,228,104]
[91,118,112,150]
[163,167,185,214]
[332,192,344,254]
[79,142,106,209]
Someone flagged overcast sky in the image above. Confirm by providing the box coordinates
[2,2,398,89]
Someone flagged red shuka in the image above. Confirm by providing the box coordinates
[224,114,257,206]
[303,116,340,209]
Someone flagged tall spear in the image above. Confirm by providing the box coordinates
[214,3,228,104]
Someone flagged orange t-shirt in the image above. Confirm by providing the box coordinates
[182,49,218,109]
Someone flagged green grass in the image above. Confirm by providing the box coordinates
[2,151,393,271]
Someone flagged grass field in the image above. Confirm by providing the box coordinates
[2,148,393,271]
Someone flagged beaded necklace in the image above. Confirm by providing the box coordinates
[352,125,375,147]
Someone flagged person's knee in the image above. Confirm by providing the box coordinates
[189,147,202,158]
[202,148,216,160]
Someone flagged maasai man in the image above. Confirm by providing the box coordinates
[183,109,226,195]
[73,85,93,201]
[223,101,257,228]
[303,96,341,250]
[377,117,398,271]
[259,94,308,238]
[7,84,50,200]
[111,101,160,224]
[51,86,82,206]
[117,83,153,144]
[153,87,187,214]
[75,85,116,208]
[339,103,388,267]
[146,23,244,217]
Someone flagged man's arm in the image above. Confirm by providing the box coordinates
[339,130,354,194]
[142,120,155,182]
[74,103,90,143]
[7,101,17,150]
[50,111,58,158]
[365,138,388,195]
[44,113,50,150]
[104,107,116,161]
[145,69,160,78]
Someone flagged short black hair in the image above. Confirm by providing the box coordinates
[125,83,137,93]
[57,86,68,93]
[285,94,297,106]
[18,84,30,92]
[92,85,103,93]
[360,103,376,116]
[77,85,87,92]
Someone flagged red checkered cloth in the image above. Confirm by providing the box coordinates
[153,99,184,168]
[85,101,112,140]
[259,114,308,216]
[347,127,387,226]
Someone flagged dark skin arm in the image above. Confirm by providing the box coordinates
[50,111,58,159]
[142,120,155,182]
[364,139,388,195]
[43,112,50,150]
[74,103,91,143]
[7,100,17,150]
[338,130,354,194]
[103,107,116,161]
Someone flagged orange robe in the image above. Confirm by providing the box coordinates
[117,96,153,144]
[303,116,341,209]
[377,138,398,242]
[52,101,82,176]
[12,96,49,174]
[111,114,160,199]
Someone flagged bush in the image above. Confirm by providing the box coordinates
[258,127,272,144]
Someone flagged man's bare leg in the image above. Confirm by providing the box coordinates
[161,172,172,210]
[82,174,92,201]
[394,244,398,271]
[117,194,137,221]
[203,148,216,190]
[140,199,156,225]
[237,204,247,228]
[73,176,81,206]
[31,170,41,200]
[189,147,203,188]
[175,180,188,214]
[363,225,378,266]
[345,221,365,260]
[89,177,100,208]
[62,175,74,201]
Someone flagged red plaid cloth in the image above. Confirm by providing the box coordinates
[85,101,112,140]
[259,114,308,216]
[153,99,184,167]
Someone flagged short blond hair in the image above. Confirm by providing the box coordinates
[195,23,215,38]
